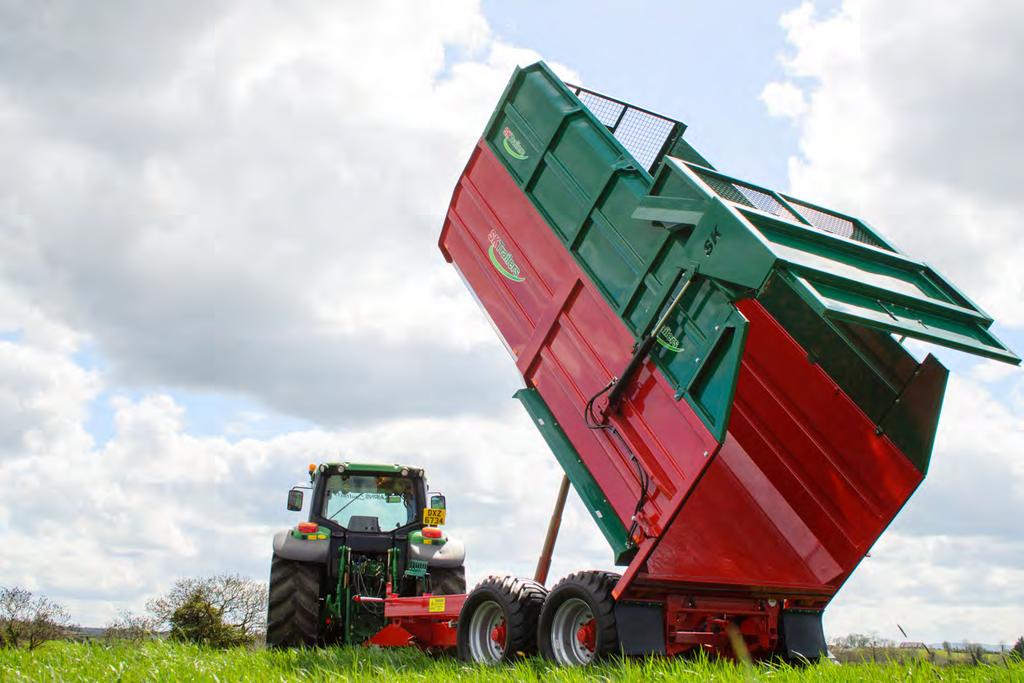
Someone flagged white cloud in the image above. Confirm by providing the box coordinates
[827,532,1024,646]
[760,81,807,119]
[763,0,1024,326]
[0,1,577,426]
[767,0,1024,643]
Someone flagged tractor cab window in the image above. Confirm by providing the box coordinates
[321,474,416,532]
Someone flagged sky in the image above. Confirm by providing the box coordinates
[0,0,1022,646]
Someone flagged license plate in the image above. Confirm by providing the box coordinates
[423,508,447,525]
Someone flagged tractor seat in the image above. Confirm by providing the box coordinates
[347,515,380,533]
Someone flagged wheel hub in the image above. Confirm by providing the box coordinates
[490,620,507,646]
[467,600,506,663]
[575,618,596,652]
[549,597,598,665]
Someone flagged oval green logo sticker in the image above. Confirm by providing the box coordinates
[501,126,529,160]
[656,326,684,353]
[487,230,525,282]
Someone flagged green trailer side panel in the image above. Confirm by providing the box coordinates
[878,353,949,473]
[648,275,751,442]
[514,388,632,564]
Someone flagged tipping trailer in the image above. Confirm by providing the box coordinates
[435,62,1019,663]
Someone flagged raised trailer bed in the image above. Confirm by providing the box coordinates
[432,62,1018,663]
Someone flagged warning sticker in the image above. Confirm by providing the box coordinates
[428,597,446,613]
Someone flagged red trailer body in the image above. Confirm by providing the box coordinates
[440,142,906,655]
[435,63,1018,660]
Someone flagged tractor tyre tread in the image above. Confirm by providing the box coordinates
[430,566,467,595]
[266,554,322,648]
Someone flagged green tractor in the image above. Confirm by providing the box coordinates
[267,462,466,647]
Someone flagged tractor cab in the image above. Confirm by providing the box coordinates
[308,463,425,533]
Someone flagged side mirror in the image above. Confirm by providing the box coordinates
[429,493,446,510]
[287,488,304,511]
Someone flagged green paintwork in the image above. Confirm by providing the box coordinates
[645,272,751,442]
[514,387,632,564]
[327,462,415,474]
[404,559,429,578]
[325,546,352,643]
[409,530,447,546]
[483,62,1019,374]
[289,528,328,540]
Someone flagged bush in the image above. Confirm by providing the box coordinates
[168,591,248,648]
[1011,636,1024,660]
[148,575,266,647]
[0,586,73,650]
[104,610,159,642]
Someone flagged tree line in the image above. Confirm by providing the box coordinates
[830,632,1024,666]
[2,574,266,650]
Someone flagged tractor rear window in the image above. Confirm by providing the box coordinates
[321,474,416,532]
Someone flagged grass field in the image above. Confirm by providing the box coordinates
[1,641,1022,682]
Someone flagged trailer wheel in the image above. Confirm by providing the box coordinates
[430,566,467,595]
[266,554,322,648]
[538,571,620,665]
[457,576,547,664]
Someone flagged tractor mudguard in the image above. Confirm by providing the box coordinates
[408,536,465,568]
[272,529,330,564]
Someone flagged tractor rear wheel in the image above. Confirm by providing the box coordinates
[430,566,467,595]
[266,554,322,648]
[538,571,620,665]
[457,576,547,664]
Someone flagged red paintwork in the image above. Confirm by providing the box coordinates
[635,300,923,600]
[439,141,925,656]
[365,593,467,650]
[439,141,719,547]
[577,619,596,652]
[383,593,466,619]
[367,622,417,647]
[491,620,506,647]
[661,595,780,657]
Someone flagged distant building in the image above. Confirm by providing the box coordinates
[899,641,926,649]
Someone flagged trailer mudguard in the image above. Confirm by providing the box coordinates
[781,611,828,660]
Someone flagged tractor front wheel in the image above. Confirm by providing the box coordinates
[266,554,322,648]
